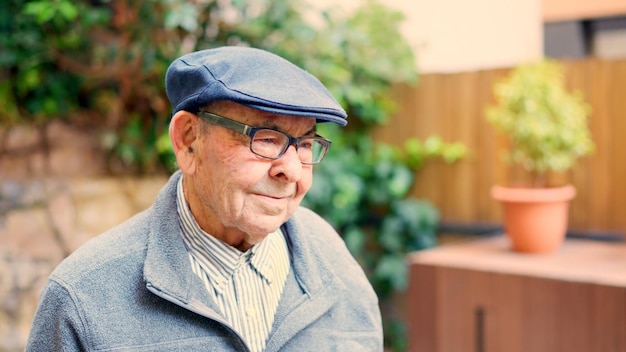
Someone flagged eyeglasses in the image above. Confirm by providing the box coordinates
[197,111,331,165]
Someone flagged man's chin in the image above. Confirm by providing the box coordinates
[249,212,290,232]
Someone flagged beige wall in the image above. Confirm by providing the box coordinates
[544,0,626,21]
[311,0,543,73]
[386,0,543,73]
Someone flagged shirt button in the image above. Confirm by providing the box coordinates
[215,277,226,288]
[246,307,257,317]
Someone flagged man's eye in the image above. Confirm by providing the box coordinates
[255,137,281,145]
[299,140,314,149]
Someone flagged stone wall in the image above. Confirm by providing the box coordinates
[0,122,168,351]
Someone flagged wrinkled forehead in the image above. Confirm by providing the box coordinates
[214,101,318,134]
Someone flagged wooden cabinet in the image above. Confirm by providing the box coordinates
[406,236,626,352]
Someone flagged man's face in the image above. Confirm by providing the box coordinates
[184,102,315,249]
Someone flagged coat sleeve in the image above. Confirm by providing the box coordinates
[26,279,88,352]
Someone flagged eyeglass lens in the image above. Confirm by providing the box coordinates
[251,129,326,164]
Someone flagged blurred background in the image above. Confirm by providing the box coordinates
[1,0,625,350]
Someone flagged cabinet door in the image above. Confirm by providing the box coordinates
[408,265,525,352]
[408,264,439,352]
[408,264,626,352]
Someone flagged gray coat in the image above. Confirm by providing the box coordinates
[26,171,383,351]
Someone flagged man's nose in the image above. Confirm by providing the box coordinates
[270,145,303,182]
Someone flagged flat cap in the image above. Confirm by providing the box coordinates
[165,46,347,126]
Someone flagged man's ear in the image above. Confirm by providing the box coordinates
[169,111,199,174]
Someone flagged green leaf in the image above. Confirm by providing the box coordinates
[58,1,78,21]
[379,219,404,251]
[374,255,408,291]
[343,226,366,254]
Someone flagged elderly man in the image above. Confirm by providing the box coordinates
[26,47,383,351]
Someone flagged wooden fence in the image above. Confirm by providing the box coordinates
[374,59,626,238]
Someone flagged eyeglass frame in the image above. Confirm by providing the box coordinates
[196,111,332,165]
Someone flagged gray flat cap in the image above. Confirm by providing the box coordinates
[165,46,347,126]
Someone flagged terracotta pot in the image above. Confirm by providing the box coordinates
[490,184,576,253]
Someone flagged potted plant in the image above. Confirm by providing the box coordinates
[485,59,594,253]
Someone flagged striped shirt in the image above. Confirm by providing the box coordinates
[176,178,290,352]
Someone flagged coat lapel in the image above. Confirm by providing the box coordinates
[264,216,342,351]
[142,171,223,318]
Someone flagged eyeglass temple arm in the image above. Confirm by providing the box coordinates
[197,111,253,136]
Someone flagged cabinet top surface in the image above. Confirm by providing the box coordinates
[408,235,626,287]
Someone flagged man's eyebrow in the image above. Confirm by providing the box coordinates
[295,126,318,137]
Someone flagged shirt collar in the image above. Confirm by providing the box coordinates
[176,176,286,293]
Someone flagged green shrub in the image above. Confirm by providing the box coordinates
[486,60,594,186]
